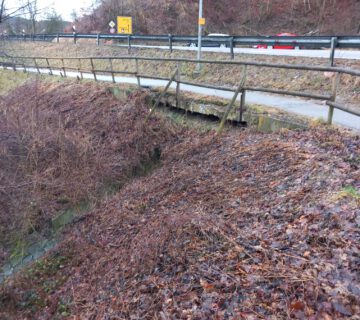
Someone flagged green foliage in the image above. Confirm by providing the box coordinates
[341,185,360,200]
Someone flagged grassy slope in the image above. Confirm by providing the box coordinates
[0,70,30,96]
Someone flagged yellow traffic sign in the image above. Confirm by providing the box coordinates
[117,16,133,34]
[199,17,206,25]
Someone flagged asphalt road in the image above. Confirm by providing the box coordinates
[119,44,360,60]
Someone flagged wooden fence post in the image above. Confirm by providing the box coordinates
[217,65,247,134]
[109,58,115,83]
[146,69,178,121]
[33,58,40,74]
[176,62,181,109]
[135,58,141,88]
[78,58,83,79]
[327,72,340,125]
[239,89,246,122]
[11,57,16,71]
[90,58,97,81]
[61,58,66,77]
[46,58,52,75]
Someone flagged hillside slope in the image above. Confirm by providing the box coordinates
[1,80,359,319]
[77,0,360,35]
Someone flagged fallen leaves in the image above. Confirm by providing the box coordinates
[1,87,359,319]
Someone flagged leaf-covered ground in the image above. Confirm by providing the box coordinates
[0,83,359,319]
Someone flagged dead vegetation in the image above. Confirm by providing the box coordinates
[0,79,181,265]
[0,75,359,318]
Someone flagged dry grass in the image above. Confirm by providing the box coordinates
[0,79,181,265]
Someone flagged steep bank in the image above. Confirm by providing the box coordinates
[77,0,360,35]
[0,77,359,318]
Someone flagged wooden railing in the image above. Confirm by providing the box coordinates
[0,54,359,132]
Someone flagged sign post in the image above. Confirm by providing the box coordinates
[196,0,204,72]
[109,20,116,34]
[117,16,133,34]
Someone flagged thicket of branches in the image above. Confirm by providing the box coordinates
[75,0,360,35]
[0,80,179,263]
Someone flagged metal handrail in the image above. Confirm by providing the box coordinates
[2,33,360,48]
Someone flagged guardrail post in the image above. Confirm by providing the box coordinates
[127,35,131,53]
[327,72,340,125]
[330,37,337,67]
[169,34,173,53]
[96,33,100,46]
[230,37,234,59]
[135,58,141,88]
[73,33,76,44]
[57,34,59,43]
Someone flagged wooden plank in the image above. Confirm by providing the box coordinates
[217,66,247,134]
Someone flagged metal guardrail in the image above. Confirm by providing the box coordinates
[2,33,360,65]
[0,54,359,126]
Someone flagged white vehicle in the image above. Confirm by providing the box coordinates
[188,33,230,48]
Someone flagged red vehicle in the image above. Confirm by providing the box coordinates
[256,33,299,49]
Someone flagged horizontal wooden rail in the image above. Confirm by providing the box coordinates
[326,101,360,117]
[3,55,360,77]
[0,54,359,124]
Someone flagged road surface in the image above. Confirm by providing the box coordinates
[118,44,360,61]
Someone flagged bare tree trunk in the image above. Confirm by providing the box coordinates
[318,0,327,33]
[0,0,6,23]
